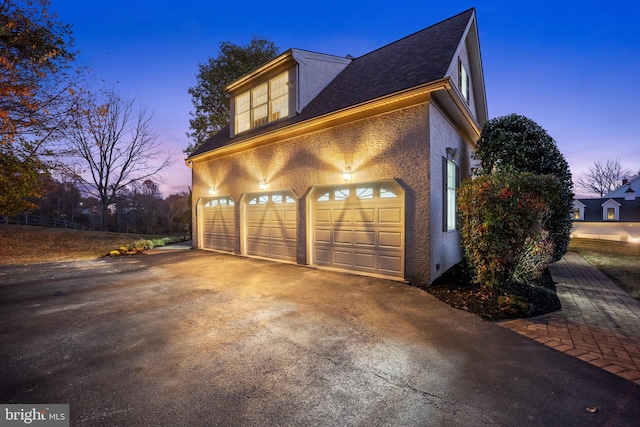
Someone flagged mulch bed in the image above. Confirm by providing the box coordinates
[419,262,561,321]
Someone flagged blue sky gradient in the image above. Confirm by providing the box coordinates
[53,0,640,197]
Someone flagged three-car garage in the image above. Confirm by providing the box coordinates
[197,180,405,279]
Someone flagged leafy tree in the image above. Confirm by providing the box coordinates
[0,141,43,215]
[576,159,631,197]
[458,172,561,289]
[186,36,279,155]
[0,0,76,144]
[165,190,190,235]
[64,88,173,231]
[474,114,574,261]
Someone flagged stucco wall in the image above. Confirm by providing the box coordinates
[428,102,475,282]
[192,104,433,284]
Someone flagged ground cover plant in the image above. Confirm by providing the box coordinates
[0,225,188,265]
[568,238,640,300]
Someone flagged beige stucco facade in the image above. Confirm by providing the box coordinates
[191,97,475,284]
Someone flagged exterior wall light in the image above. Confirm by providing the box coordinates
[208,187,216,195]
[259,179,267,191]
[342,166,352,182]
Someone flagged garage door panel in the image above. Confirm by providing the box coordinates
[315,209,331,223]
[315,248,332,263]
[355,230,375,246]
[270,244,284,257]
[333,250,353,266]
[355,252,375,269]
[284,210,297,222]
[284,227,297,240]
[334,230,352,244]
[379,254,403,273]
[270,228,283,239]
[379,207,402,223]
[333,209,352,223]
[314,229,332,243]
[284,246,296,259]
[355,208,375,223]
[379,231,402,248]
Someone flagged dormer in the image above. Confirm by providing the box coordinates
[601,199,621,221]
[573,200,586,221]
[226,49,351,137]
[625,185,636,201]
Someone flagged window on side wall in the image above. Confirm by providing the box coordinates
[443,157,459,231]
[458,58,470,102]
[235,71,289,134]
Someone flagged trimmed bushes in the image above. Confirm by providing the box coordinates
[458,172,562,289]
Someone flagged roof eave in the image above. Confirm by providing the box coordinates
[187,78,451,165]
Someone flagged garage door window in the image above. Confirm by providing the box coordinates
[205,198,234,207]
[248,194,295,205]
[316,187,387,202]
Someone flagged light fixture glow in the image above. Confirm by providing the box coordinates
[342,166,352,182]
[259,179,267,191]
[208,187,216,195]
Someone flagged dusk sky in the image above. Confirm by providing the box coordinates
[52,0,639,198]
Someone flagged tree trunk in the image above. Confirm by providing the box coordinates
[101,199,109,232]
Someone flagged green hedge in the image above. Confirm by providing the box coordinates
[458,172,561,289]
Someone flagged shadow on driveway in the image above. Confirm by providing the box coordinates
[1,250,639,426]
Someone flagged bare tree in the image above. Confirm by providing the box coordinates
[64,88,172,230]
[576,159,631,197]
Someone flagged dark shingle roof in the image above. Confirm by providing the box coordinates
[578,198,640,222]
[190,9,473,157]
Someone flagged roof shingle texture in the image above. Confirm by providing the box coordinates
[190,9,473,157]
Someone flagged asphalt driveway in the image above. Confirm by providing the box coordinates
[1,250,639,426]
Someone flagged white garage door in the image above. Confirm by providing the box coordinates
[245,192,297,261]
[311,182,404,278]
[201,197,235,252]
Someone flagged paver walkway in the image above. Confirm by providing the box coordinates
[500,251,640,385]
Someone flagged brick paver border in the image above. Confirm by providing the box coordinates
[500,252,640,385]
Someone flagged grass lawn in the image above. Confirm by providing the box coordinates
[568,238,640,300]
[0,225,187,265]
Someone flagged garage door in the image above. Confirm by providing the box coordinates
[245,191,297,261]
[201,197,235,252]
[311,182,404,277]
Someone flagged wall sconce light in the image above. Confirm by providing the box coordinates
[259,179,267,191]
[342,166,352,182]
[208,187,216,195]
[446,147,459,161]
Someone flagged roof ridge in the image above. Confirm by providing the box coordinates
[354,8,475,61]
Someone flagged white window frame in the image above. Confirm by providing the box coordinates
[458,58,470,102]
[572,200,585,221]
[443,157,459,231]
[234,71,289,134]
[601,199,621,221]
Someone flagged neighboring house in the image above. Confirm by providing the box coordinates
[186,9,487,285]
[572,176,640,242]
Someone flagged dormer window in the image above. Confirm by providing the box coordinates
[234,71,289,134]
[573,200,586,221]
[601,199,621,221]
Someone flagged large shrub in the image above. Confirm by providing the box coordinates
[475,114,574,261]
[458,172,562,289]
